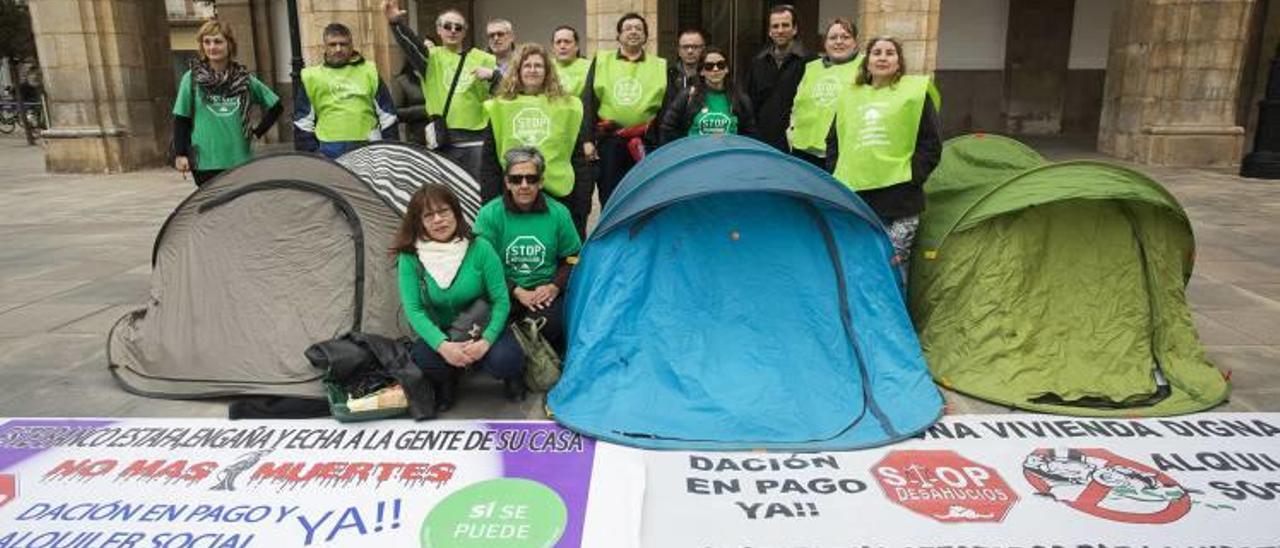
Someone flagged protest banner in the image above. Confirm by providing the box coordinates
[2,414,1278,547]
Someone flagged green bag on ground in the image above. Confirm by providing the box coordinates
[513,317,561,392]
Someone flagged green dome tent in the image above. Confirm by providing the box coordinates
[908,134,1229,416]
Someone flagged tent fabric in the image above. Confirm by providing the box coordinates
[909,134,1229,417]
[548,135,943,451]
[107,149,448,398]
[336,141,483,221]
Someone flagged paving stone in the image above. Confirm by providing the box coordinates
[0,304,111,336]
[1192,312,1265,346]
[1199,310,1280,345]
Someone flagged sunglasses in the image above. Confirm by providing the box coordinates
[702,61,728,71]
[440,22,465,32]
[506,174,542,186]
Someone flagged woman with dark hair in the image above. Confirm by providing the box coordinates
[480,43,590,238]
[658,47,756,145]
[790,17,861,166]
[826,36,942,269]
[172,20,282,186]
[394,184,526,411]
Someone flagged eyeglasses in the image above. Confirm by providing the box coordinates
[679,44,705,50]
[702,61,728,71]
[422,207,453,220]
[487,31,510,39]
[506,174,542,186]
[440,22,465,32]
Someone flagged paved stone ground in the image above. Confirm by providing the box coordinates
[0,134,1276,420]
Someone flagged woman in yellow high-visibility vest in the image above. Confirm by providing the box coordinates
[789,17,862,167]
[480,44,590,238]
[827,37,941,269]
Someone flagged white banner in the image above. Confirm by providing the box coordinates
[1,414,1278,547]
[635,413,1280,547]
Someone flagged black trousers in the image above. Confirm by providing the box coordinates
[596,135,636,207]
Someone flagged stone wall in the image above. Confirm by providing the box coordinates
[1098,0,1255,167]
[585,0,660,56]
[32,0,176,173]
[858,0,939,74]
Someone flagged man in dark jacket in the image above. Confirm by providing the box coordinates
[742,4,815,151]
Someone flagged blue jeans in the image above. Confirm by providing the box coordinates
[408,327,525,383]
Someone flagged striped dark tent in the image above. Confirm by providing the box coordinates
[337,141,482,221]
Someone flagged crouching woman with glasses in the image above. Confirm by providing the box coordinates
[474,147,582,361]
[394,184,526,412]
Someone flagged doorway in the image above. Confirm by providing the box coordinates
[659,0,818,80]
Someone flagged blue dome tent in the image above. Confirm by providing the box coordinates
[547,135,942,450]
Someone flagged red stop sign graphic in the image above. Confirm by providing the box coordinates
[872,450,1018,523]
[0,474,15,510]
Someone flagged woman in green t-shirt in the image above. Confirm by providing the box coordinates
[658,47,756,145]
[172,20,281,186]
[394,184,526,411]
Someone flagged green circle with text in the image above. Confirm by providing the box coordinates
[421,478,566,548]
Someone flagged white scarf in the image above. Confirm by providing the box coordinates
[416,238,469,289]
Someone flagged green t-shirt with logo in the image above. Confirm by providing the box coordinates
[688,91,738,136]
[473,197,582,289]
[556,57,591,98]
[173,71,280,170]
[485,94,583,198]
[424,47,498,131]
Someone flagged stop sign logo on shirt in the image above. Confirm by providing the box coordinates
[872,450,1018,523]
[0,474,15,510]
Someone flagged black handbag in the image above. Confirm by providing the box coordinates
[424,48,471,150]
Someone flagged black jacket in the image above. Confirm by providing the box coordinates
[742,43,816,151]
[826,98,942,222]
[658,85,757,145]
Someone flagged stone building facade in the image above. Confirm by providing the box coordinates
[26,0,1278,172]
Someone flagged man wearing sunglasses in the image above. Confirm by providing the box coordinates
[474,147,582,353]
[385,1,499,176]
[486,19,517,76]
[743,4,816,152]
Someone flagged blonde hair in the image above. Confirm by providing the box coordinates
[195,19,238,61]
[496,43,567,100]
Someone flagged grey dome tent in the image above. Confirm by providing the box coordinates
[108,145,477,398]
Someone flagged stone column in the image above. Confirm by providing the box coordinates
[214,0,260,73]
[298,0,398,81]
[30,0,175,173]
[1098,0,1254,167]
[858,0,940,75]
[584,0,660,57]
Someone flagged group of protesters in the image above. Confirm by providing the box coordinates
[169,3,940,411]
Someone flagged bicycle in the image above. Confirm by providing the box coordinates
[0,100,45,134]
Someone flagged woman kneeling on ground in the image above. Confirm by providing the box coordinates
[394,184,526,412]
[474,147,582,355]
